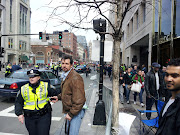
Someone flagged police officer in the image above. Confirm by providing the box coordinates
[5,63,12,77]
[15,69,58,135]
[34,64,39,69]
[51,63,55,73]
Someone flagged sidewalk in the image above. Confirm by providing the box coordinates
[54,73,157,135]
[103,75,157,135]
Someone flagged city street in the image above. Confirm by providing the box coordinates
[0,68,157,135]
[0,68,96,135]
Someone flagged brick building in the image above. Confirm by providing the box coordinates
[31,45,60,64]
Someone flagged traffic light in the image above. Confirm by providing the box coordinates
[39,32,43,39]
[59,32,62,39]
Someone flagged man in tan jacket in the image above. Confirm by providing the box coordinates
[52,55,86,135]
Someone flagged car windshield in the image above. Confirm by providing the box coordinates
[7,70,29,79]
[76,66,84,69]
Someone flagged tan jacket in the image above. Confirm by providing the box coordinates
[58,69,86,118]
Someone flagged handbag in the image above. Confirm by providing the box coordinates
[127,84,132,90]
[131,82,142,93]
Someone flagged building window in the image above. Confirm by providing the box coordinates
[22,0,27,3]
[127,24,129,38]
[142,3,146,23]
[0,22,1,32]
[10,0,13,32]
[131,18,133,34]
[19,40,26,50]
[8,38,13,48]
[19,4,27,34]
[0,9,2,18]
[136,11,139,29]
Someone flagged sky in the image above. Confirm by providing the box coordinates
[30,0,110,44]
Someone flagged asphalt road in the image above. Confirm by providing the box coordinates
[0,69,96,135]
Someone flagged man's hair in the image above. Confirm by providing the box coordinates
[168,58,180,66]
[61,55,73,65]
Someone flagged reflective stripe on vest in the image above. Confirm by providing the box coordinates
[21,81,49,110]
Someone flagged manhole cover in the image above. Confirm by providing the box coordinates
[119,107,136,113]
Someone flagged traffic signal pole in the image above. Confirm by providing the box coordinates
[93,19,106,125]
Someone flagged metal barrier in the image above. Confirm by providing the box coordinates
[103,85,112,135]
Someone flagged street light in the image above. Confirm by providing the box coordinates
[93,18,106,125]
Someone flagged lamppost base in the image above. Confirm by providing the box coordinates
[93,100,106,125]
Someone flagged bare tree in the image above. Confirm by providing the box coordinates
[39,0,152,131]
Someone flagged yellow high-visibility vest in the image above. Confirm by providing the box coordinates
[21,81,49,110]
[5,66,11,73]
[54,65,58,70]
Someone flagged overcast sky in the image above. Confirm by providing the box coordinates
[30,0,109,43]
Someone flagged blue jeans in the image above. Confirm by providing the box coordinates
[134,88,144,103]
[119,85,124,102]
[125,84,130,101]
[66,109,85,135]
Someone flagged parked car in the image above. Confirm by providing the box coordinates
[75,65,87,73]
[0,69,61,99]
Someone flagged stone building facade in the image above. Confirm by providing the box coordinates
[0,0,31,64]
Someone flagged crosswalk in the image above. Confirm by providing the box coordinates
[0,103,61,121]
[0,133,25,135]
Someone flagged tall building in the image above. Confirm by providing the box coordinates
[47,30,77,60]
[109,0,180,69]
[88,41,92,62]
[77,43,84,62]
[0,0,31,64]
[77,35,88,61]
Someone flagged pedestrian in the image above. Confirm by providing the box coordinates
[86,65,90,77]
[53,55,86,135]
[132,69,145,107]
[142,64,147,74]
[123,67,133,104]
[107,65,112,79]
[145,62,165,119]
[103,65,107,76]
[15,69,58,135]
[119,68,125,104]
[131,65,138,77]
[5,63,12,77]
[156,58,180,135]
[54,64,59,76]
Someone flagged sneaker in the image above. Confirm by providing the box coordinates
[127,101,130,104]
[140,103,145,107]
[134,101,136,105]
[121,101,124,104]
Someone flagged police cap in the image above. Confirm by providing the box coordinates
[27,69,41,78]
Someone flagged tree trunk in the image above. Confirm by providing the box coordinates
[112,0,123,130]
[112,39,120,128]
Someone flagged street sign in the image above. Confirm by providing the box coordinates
[91,40,113,62]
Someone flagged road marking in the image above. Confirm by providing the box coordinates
[0,105,61,121]
[0,133,24,135]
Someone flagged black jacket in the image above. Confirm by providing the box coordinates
[123,72,133,85]
[156,94,180,135]
[144,69,164,97]
[15,80,58,116]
